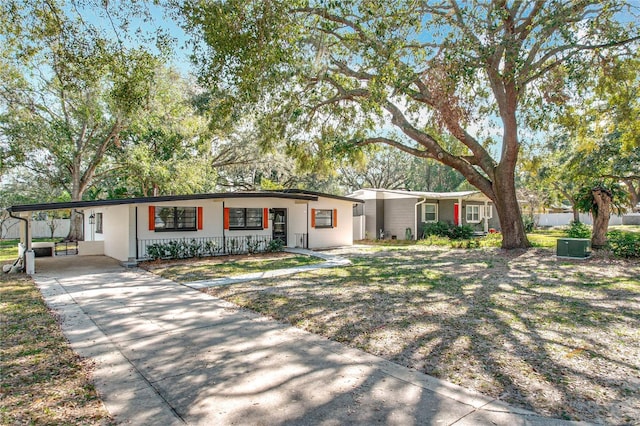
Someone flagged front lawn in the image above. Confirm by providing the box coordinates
[527,228,566,248]
[0,275,111,424]
[143,253,323,282]
[0,239,59,262]
[203,245,640,424]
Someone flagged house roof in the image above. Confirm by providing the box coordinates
[7,190,363,213]
[347,188,491,202]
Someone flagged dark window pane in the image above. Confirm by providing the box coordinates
[315,209,333,228]
[229,208,245,228]
[96,213,103,233]
[154,207,197,231]
[246,208,263,228]
[178,207,196,229]
[156,207,175,230]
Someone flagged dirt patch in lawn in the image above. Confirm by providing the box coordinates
[0,275,112,425]
[204,245,640,424]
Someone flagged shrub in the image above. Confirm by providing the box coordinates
[607,230,640,258]
[225,238,241,255]
[450,238,481,249]
[448,225,474,240]
[417,235,450,247]
[204,240,222,256]
[146,243,166,260]
[422,221,450,238]
[246,236,262,254]
[523,216,534,232]
[566,221,591,239]
[479,232,502,248]
[266,238,284,252]
[186,239,203,258]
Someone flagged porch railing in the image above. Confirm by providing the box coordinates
[137,235,273,260]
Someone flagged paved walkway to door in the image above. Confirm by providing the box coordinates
[32,256,579,425]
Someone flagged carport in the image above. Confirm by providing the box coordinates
[6,201,95,274]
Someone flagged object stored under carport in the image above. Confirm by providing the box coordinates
[557,238,591,258]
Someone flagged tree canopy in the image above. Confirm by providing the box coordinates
[177,0,639,248]
[1,0,162,238]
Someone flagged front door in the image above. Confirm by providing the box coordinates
[454,203,460,226]
[272,209,287,245]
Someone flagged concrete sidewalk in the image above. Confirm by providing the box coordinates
[33,256,583,425]
[185,248,351,290]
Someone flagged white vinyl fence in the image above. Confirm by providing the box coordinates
[1,219,71,239]
[534,213,623,227]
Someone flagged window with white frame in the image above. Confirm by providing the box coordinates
[422,203,438,222]
[466,205,481,223]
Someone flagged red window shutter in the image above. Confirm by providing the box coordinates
[197,207,203,230]
[311,208,316,228]
[263,208,269,229]
[223,208,230,230]
[148,206,155,230]
[333,209,338,228]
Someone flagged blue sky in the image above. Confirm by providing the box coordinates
[68,1,194,75]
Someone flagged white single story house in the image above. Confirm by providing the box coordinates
[348,188,500,240]
[8,190,363,268]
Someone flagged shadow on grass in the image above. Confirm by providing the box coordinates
[206,247,640,424]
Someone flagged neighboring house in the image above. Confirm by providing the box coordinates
[8,190,362,264]
[348,188,500,240]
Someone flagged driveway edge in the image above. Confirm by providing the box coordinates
[33,276,185,425]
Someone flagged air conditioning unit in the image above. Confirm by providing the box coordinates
[557,238,591,258]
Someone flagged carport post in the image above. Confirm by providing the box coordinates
[10,211,34,273]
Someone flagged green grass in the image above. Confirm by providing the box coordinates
[0,275,111,424]
[204,245,640,424]
[152,254,324,282]
[527,229,566,248]
[610,224,640,233]
[362,226,640,250]
[0,238,62,262]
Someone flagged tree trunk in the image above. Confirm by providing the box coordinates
[572,208,580,223]
[493,170,530,249]
[67,210,84,241]
[624,179,639,212]
[495,199,529,249]
[591,188,612,249]
[66,181,85,241]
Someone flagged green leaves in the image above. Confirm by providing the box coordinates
[574,182,629,216]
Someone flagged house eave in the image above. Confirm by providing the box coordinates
[7,191,334,213]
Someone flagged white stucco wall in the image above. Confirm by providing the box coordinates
[79,195,357,261]
[102,205,131,261]
[138,198,312,252]
[84,209,106,242]
[308,198,354,249]
[78,241,104,256]
[137,199,224,242]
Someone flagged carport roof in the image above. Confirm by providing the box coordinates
[8,190,363,213]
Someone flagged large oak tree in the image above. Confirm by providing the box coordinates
[177,0,638,248]
[1,0,160,239]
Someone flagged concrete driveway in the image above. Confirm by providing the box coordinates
[33,256,578,425]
